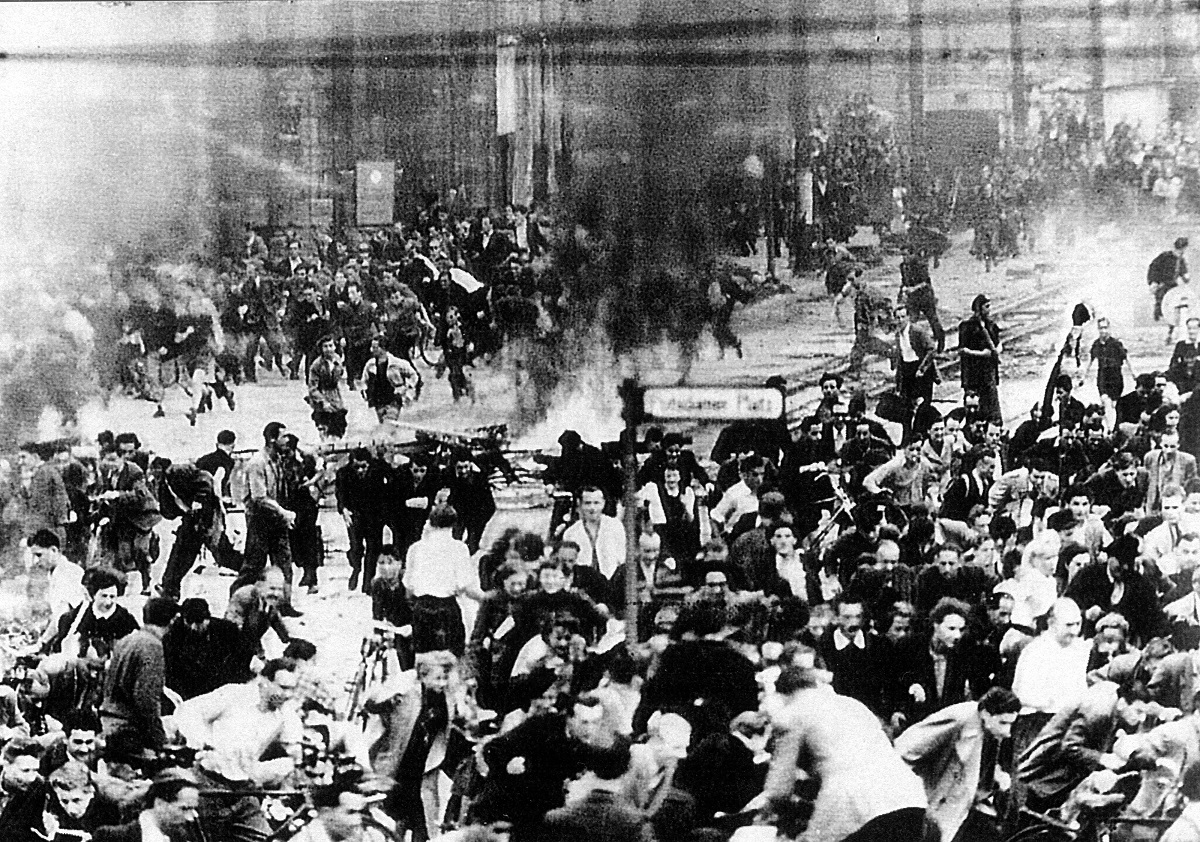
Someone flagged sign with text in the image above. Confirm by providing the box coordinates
[642,386,784,420]
[356,161,394,226]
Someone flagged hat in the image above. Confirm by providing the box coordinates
[558,430,582,446]
[1103,534,1140,566]
[971,294,990,313]
[179,598,211,625]
[662,432,686,448]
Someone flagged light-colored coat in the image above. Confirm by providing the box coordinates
[894,701,985,842]
[765,687,927,842]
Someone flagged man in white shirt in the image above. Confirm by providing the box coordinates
[1145,486,1191,575]
[1009,597,1090,822]
[173,658,302,781]
[29,529,86,646]
[171,658,302,842]
[562,487,627,583]
[404,504,484,656]
[709,455,768,538]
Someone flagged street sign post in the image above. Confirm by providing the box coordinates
[617,380,788,645]
[642,386,785,420]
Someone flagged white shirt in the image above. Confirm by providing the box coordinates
[404,529,476,597]
[638,483,697,527]
[1165,592,1200,625]
[563,515,627,579]
[139,811,172,842]
[1011,633,1090,714]
[710,481,759,531]
[833,628,867,650]
[898,325,919,363]
[510,635,553,678]
[47,560,86,623]
[775,553,809,600]
[174,681,303,782]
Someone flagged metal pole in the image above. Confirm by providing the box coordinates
[765,149,777,280]
[620,379,642,644]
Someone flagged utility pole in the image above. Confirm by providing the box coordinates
[1086,0,1105,125]
[619,379,643,644]
[908,0,925,155]
[1009,0,1027,140]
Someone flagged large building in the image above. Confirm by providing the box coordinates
[2,0,1194,247]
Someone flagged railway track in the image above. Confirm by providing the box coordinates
[780,263,1077,429]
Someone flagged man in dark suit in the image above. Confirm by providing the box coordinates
[444,452,497,555]
[1049,374,1087,431]
[335,447,392,593]
[542,744,653,842]
[239,263,287,382]
[940,445,997,524]
[97,440,162,595]
[93,768,202,841]
[817,596,883,713]
[1017,681,1147,813]
[153,459,235,602]
[893,301,940,411]
[1065,538,1162,644]
[1148,237,1188,322]
[468,214,516,285]
[674,711,769,825]
[475,701,592,830]
[886,598,973,730]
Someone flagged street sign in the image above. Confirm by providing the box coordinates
[642,386,784,420]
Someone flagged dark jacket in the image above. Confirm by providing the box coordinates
[1018,683,1121,805]
[99,629,166,750]
[816,628,883,713]
[1064,562,1163,643]
[477,712,587,824]
[542,788,655,842]
[163,617,243,700]
[635,639,759,734]
[675,731,767,821]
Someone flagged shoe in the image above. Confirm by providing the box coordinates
[348,569,360,591]
[140,587,152,596]
[289,369,300,381]
[186,409,197,427]
[279,605,304,618]
[227,394,236,411]
[307,585,318,595]
[153,405,166,418]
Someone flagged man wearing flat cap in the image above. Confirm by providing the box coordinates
[1065,534,1162,644]
[958,294,1003,423]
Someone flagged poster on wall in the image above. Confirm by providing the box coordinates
[356,161,395,226]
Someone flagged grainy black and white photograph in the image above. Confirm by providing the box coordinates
[1,1,1199,839]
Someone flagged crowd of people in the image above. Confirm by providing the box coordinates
[6,244,1200,842]
[17,87,1200,842]
[105,198,562,434]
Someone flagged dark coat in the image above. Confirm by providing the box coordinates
[635,639,759,734]
[476,712,587,824]
[675,731,767,820]
[1018,683,1120,804]
[542,789,654,842]
[1064,562,1163,643]
[816,628,883,713]
[884,639,972,723]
